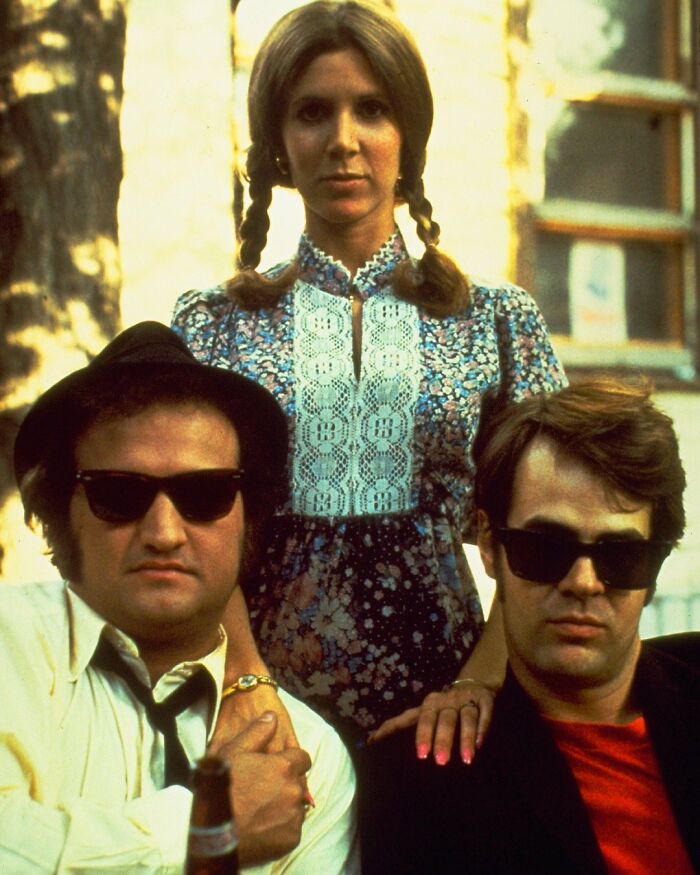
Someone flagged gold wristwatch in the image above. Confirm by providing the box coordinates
[221,674,279,700]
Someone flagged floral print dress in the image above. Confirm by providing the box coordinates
[172,230,566,741]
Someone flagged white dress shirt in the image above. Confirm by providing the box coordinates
[0,581,358,874]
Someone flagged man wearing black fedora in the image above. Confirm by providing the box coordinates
[2,322,358,872]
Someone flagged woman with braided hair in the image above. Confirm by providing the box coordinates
[172,0,565,762]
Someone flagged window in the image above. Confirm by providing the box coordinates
[529,0,697,374]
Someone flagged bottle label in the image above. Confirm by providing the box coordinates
[188,822,239,857]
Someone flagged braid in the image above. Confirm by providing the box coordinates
[237,145,274,270]
[406,177,440,248]
[392,178,471,317]
[226,145,297,309]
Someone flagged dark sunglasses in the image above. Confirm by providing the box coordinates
[496,527,672,591]
[75,469,245,524]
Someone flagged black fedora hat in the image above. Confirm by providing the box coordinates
[14,321,288,489]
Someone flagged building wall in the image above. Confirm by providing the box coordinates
[395,0,515,281]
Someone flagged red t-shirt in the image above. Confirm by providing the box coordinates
[546,716,693,875]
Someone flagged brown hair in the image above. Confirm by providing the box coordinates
[228,0,469,317]
[474,379,686,545]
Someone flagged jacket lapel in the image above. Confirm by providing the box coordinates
[635,642,700,871]
[490,673,608,875]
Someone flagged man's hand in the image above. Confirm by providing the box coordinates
[209,683,299,755]
[215,712,312,867]
[369,682,497,765]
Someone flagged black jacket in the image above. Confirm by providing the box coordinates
[358,634,700,874]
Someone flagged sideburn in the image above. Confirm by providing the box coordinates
[237,516,264,594]
[493,547,507,604]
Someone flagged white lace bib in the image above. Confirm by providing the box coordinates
[292,282,421,517]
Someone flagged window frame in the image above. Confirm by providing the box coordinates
[528,0,698,376]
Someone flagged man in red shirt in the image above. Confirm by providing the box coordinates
[359,379,699,874]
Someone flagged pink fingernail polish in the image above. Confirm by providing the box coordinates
[476,734,484,749]
[416,743,429,760]
[461,749,473,765]
[435,751,448,766]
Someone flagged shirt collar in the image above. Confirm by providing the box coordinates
[66,586,227,712]
[296,227,409,300]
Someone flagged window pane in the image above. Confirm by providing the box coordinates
[532,0,673,79]
[545,104,678,210]
[535,234,682,342]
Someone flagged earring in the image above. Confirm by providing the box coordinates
[275,155,289,176]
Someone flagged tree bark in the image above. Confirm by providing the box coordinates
[0,0,126,573]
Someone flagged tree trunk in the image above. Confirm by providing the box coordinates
[0,0,126,575]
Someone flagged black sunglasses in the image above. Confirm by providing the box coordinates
[75,469,246,524]
[496,527,672,591]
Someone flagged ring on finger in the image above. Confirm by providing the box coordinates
[462,699,479,709]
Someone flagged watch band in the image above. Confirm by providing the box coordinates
[221,674,279,701]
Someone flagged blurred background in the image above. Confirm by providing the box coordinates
[1,0,698,635]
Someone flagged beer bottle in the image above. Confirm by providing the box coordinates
[185,756,240,874]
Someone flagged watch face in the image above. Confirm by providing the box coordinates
[239,675,258,690]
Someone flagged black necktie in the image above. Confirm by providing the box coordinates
[92,636,215,787]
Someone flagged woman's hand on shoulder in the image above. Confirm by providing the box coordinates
[368,679,498,766]
[210,681,300,755]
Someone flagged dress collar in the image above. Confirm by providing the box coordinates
[296,227,409,300]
